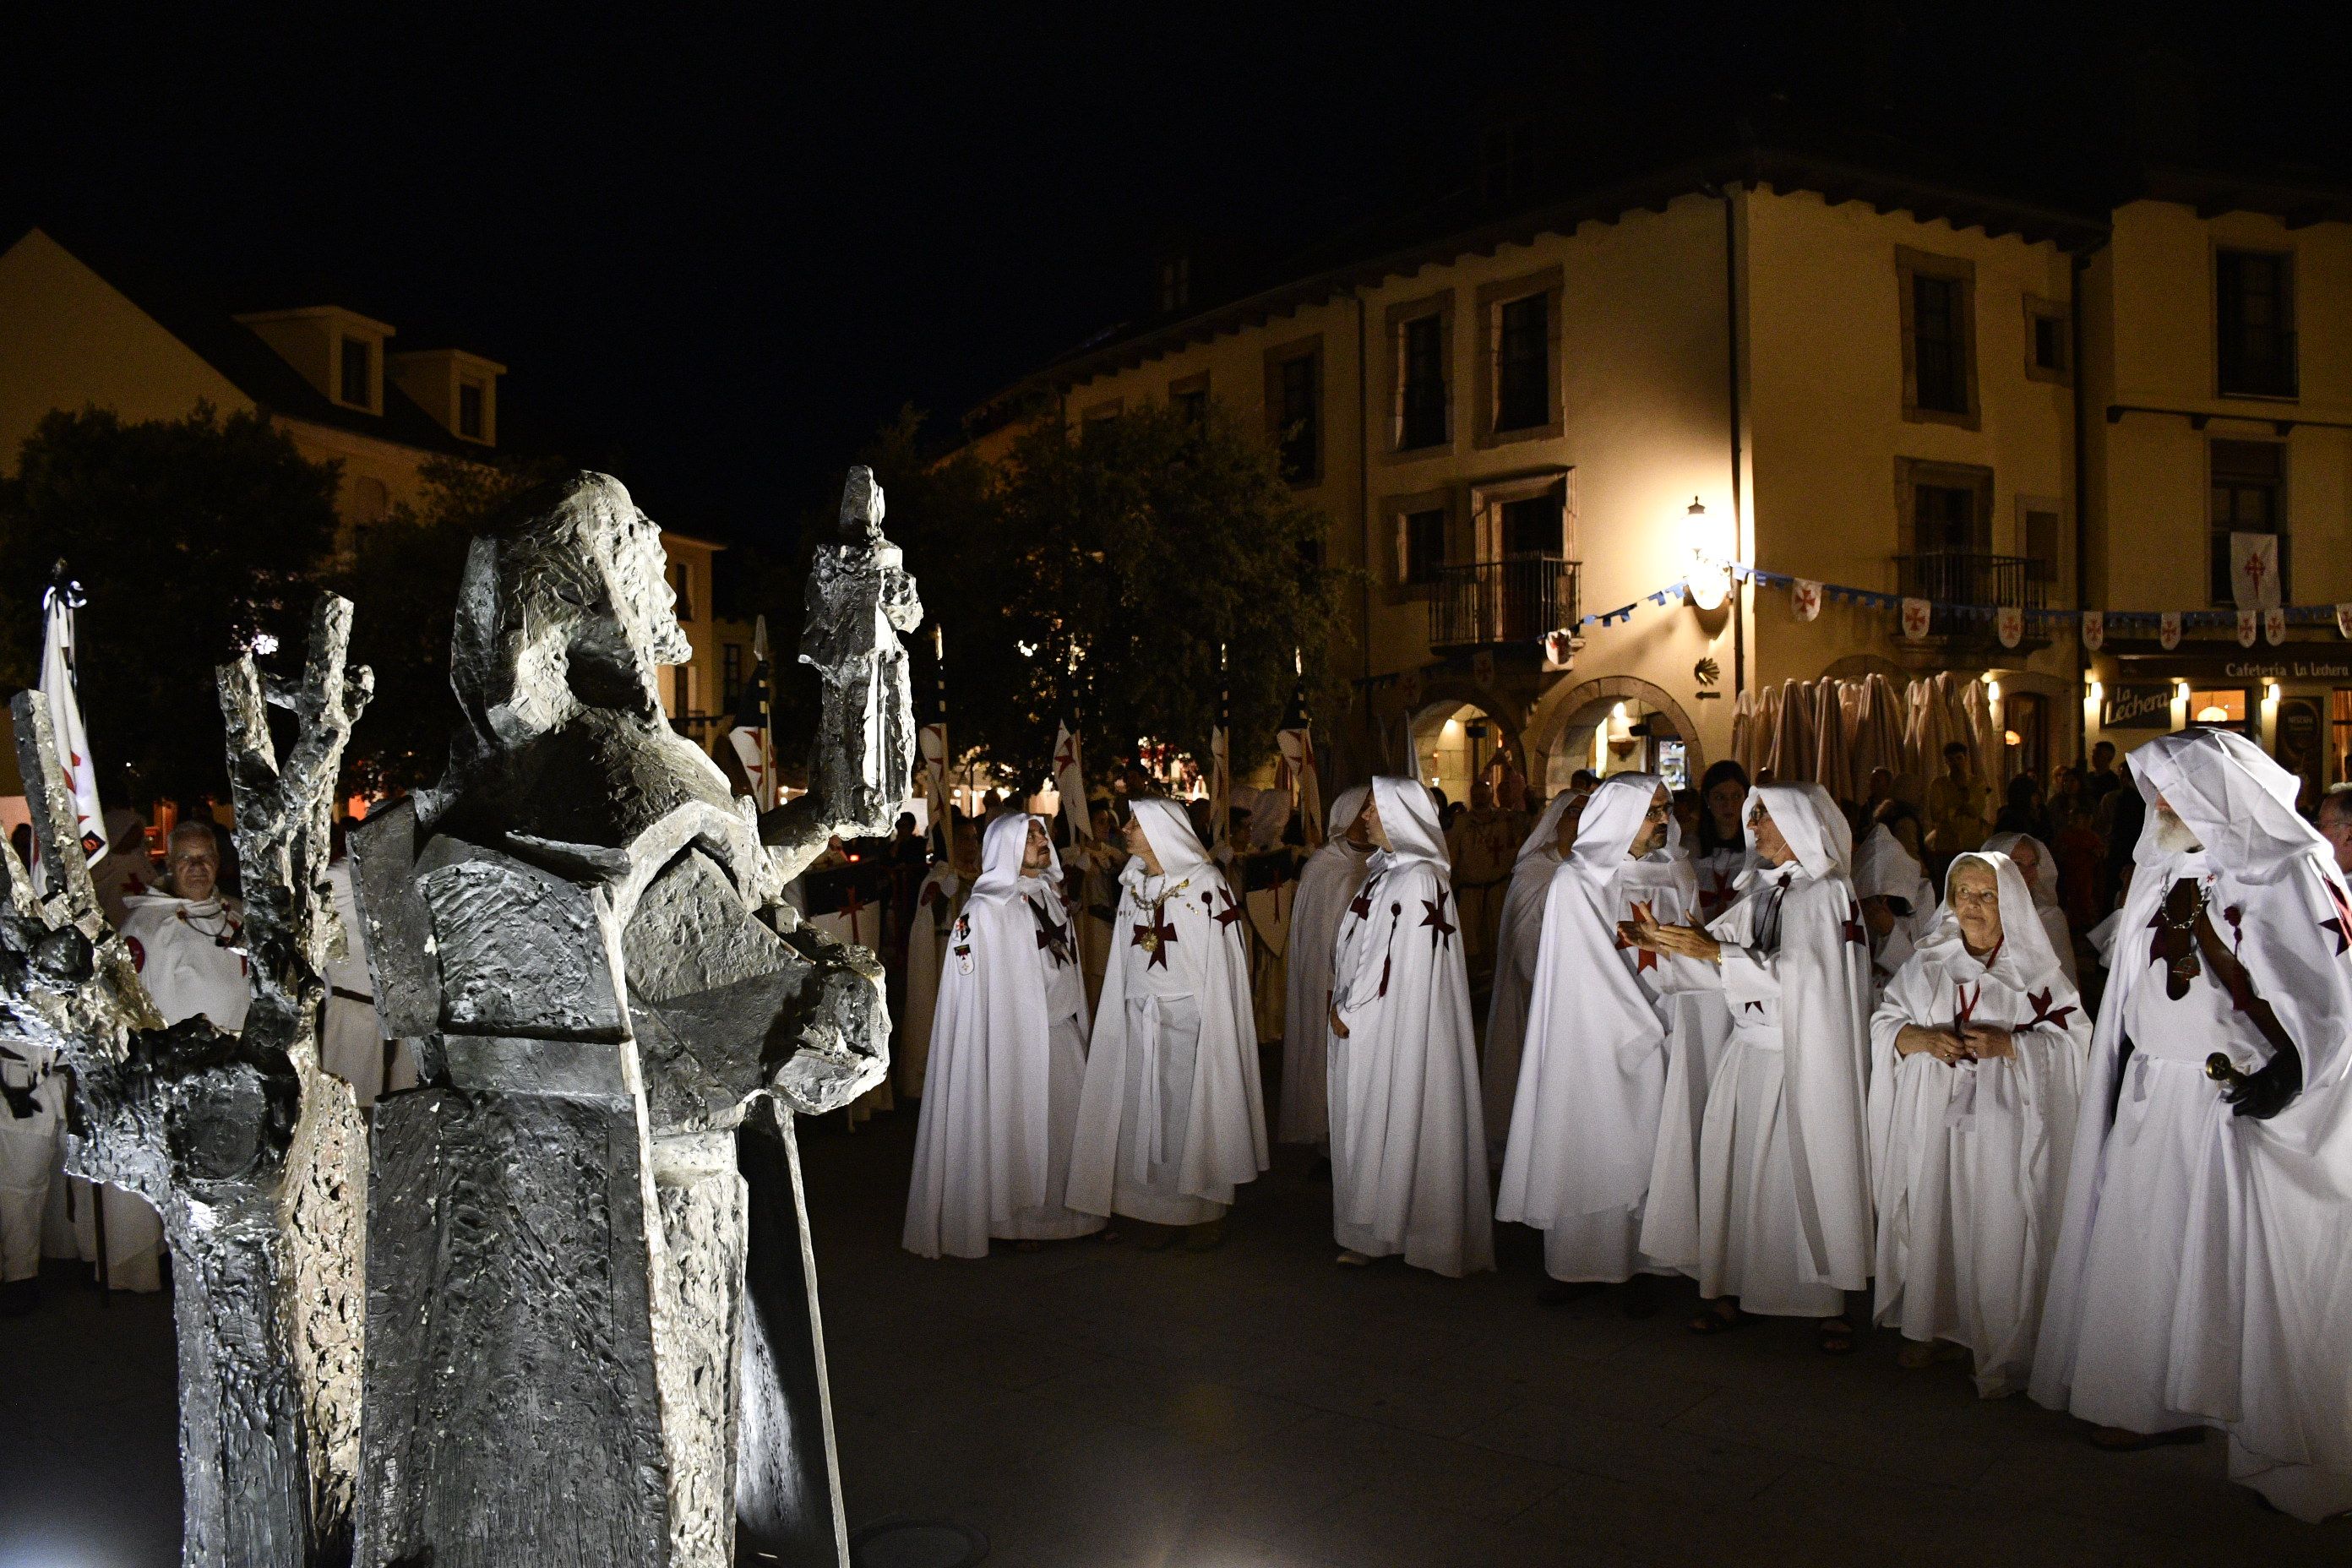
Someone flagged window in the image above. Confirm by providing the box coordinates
[457,379,485,438]
[340,336,371,406]
[2023,507,2061,586]
[1494,294,1550,432]
[1500,493,1564,556]
[1402,508,1447,585]
[2025,297,2069,384]
[2188,689,2249,731]
[2209,439,2288,605]
[1169,373,1208,426]
[1914,484,1978,555]
[1399,313,1447,449]
[1897,248,1977,427]
[1894,458,1995,603]
[723,643,745,712]
[2217,249,2296,398]
[671,562,695,622]
[1265,341,1321,486]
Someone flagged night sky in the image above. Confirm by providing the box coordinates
[6,12,2348,556]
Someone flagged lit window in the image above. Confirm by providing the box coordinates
[2188,689,2246,727]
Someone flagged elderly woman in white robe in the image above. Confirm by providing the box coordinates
[1637,783,1873,1351]
[1479,789,1584,1151]
[1868,850,2089,1394]
[1278,786,1370,1149]
[904,813,1101,1258]
[1982,830,2078,986]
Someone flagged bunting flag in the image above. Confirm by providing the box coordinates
[2338,602,2352,640]
[1275,682,1323,850]
[2237,608,2259,649]
[38,574,107,876]
[1791,579,1822,622]
[1900,597,1931,641]
[1051,720,1091,841]
[2264,607,2288,647]
[2159,611,2183,651]
[1996,606,2023,650]
[2080,610,2104,651]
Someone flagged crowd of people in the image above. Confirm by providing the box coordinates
[897,731,2352,1523]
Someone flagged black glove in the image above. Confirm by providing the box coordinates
[2223,1043,2303,1121]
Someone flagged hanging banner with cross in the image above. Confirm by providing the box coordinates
[1995,606,2023,649]
[1899,597,1931,641]
[2237,608,2260,649]
[2264,607,2288,647]
[2230,531,2281,611]
[2079,609,2104,651]
[2159,611,2183,651]
[1791,579,1822,622]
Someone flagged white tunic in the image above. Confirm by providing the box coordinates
[1867,852,2088,1395]
[903,814,1102,1258]
[1480,792,1582,1151]
[1327,778,1493,1276]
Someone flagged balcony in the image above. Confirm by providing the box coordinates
[1429,556,1579,650]
[1893,552,2050,646]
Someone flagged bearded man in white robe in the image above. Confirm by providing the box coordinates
[1869,850,2088,1395]
[2033,728,2352,1521]
[1279,785,1370,1150]
[1326,777,1493,1277]
[1496,776,1680,1305]
[91,821,253,1291]
[1854,822,1937,988]
[1638,783,1874,1351]
[1480,789,1584,1152]
[1068,798,1268,1250]
[904,813,1102,1258]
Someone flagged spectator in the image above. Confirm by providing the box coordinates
[2318,784,2352,878]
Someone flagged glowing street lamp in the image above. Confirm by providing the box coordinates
[1683,497,1731,612]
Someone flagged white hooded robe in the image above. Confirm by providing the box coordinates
[899,858,965,1098]
[1067,798,1268,1225]
[1278,786,1369,1147]
[1326,777,1494,1276]
[1868,851,2088,1396]
[903,814,1102,1257]
[1479,790,1583,1151]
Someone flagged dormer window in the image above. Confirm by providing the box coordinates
[458,380,485,439]
[340,336,373,407]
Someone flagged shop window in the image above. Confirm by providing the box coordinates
[2187,689,2247,732]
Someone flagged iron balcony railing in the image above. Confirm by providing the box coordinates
[1893,552,2049,637]
[1429,555,1580,649]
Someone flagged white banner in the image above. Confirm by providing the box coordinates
[38,585,107,868]
[1899,597,1932,641]
[2338,602,2352,640]
[2264,607,2287,646]
[2079,610,2103,651]
[918,721,950,841]
[2159,611,2182,651]
[1792,580,1822,622]
[1051,721,1091,841]
[1276,723,1323,849]
[2237,608,2259,649]
[1995,606,2023,649]
[725,727,767,805]
[2230,531,2281,610]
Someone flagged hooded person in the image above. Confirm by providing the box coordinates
[1326,778,1494,1275]
[900,819,979,1099]
[1637,782,1874,1348]
[1494,775,1688,1298]
[1480,787,1587,1150]
[903,813,1102,1259]
[1867,850,2089,1396]
[1067,797,1268,1247]
[1982,830,2078,987]
[1853,822,1938,987]
[2032,729,2352,1521]
[1279,785,1372,1148]
[1692,760,1754,923]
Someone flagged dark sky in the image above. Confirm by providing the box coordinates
[7,12,2349,553]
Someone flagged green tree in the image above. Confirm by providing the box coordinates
[974,401,1342,784]
[0,405,339,806]
[329,453,567,792]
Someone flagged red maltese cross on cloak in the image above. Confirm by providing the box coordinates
[1028,896,1074,966]
[1211,887,1248,938]
[1422,889,1456,951]
[1614,899,1659,972]
[2321,879,2352,959]
[1132,906,1179,968]
[2025,987,2077,1032]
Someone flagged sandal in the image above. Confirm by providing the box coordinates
[1817,1317,1859,1356]
[1687,1303,1753,1335]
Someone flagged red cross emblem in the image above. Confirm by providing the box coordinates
[1614,900,1659,972]
[1902,600,1930,639]
[2322,879,2352,958]
[1348,879,1380,922]
[1211,887,1247,934]
[1029,896,1072,966]
[1422,890,1456,950]
[1132,908,1179,968]
[2025,987,2077,1032]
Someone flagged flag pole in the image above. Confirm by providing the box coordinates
[754,613,773,811]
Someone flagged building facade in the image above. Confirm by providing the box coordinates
[976,149,2352,806]
[0,226,732,744]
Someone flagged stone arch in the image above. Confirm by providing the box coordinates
[1403,678,1525,803]
[1526,673,1706,791]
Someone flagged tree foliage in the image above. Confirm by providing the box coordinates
[922,401,1342,784]
[0,405,339,805]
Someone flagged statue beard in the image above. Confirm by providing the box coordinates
[2153,806,2203,856]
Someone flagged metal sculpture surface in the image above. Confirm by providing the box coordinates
[2,466,917,1568]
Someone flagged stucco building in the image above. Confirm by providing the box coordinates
[972,137,2352,803]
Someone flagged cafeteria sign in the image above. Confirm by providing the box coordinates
[2102,683,2175,730]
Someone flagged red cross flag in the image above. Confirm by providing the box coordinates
[1791,579,1822,622]
[1051,721,1091,841]
[38,576,107,875]
[2079,610,2104,651]
[2264,607,2287,646]
[2338,602,2352,640]
[2159,611,2182,651]
[1900,597,1932,641]
[2237,608,2259,649]
[1995,606,2023,649]
[2230,531,2281,610]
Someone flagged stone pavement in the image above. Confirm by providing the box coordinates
[7,1093,2349,1568]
